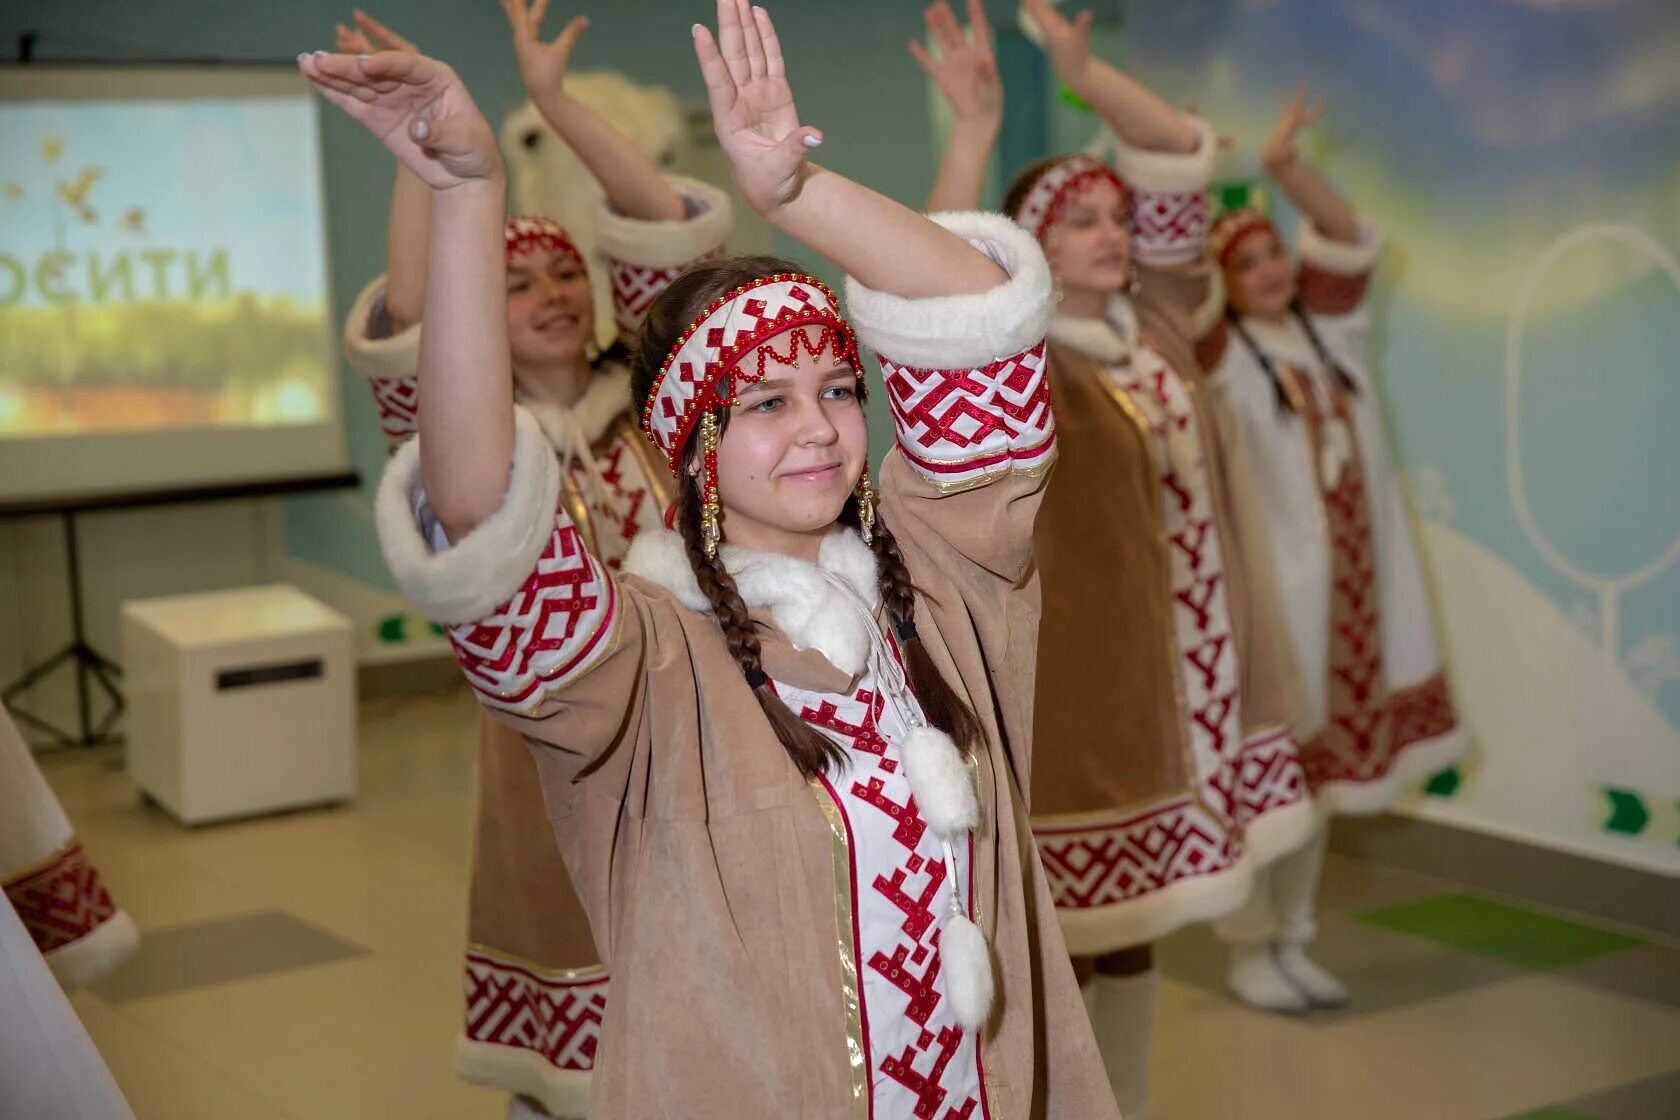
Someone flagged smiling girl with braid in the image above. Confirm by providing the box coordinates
[301,1,1115,1115]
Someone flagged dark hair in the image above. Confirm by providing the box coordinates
[632,256,984,779]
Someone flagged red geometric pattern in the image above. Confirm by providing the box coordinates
[1290,367,1390,789]
[446,495,618,715]
[1011,154,1127,242]
[640,275,858,468]
[3,841,119,955]
[1036,796,1231,909]
[1129,184,1211,264]
[882,340,1052,491]
[1298,262,1372,317]
[1389,672,1458,754]
[604,243,725,342]
[1115,356,1243,818]
[567,433,663,572]
[369,375,420,450]
[1233,726,1308,830]
[782,672,986,1120]
[463,948,606,1073]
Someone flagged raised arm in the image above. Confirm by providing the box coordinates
[301,50,512,540]
[502,0,685,222]
[910,0,1002,213]
[695,0,1002,297]
[339,12,433,331]
[1260,84,1360,244]
[1021,0,1197,155]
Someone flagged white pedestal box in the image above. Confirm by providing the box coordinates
[122,584,356,825]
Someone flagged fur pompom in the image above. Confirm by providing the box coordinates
[902,727,978,838]
[941,910,995,1032]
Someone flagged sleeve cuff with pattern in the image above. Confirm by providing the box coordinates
[343,275,422,447]
[845,211,1055,493]
[596,175,734,338]
[1114,115,1217,266]
[1297,218,1385,315]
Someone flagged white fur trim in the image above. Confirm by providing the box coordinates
[941,911,995,1031]
[622,526,880,675]
[902,728,978,837]
[594,175,733,270]
[343,275,422,384]
[519,365,634,452]
[456,1035,591,1119]
[1297,218,1385,276]
[844,211,1052,371]
[375,406,561,625]
[622,527,708,611]
[1112,116,1217,195]
[1049,293,1138,365]
[1315,724,1467,816]
[41,909,139,990]
[1191,263,1227,342]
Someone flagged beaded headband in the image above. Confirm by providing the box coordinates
[504,215,584,270]
[1012,154,1128,243]
[1209,207,1279,269]
[640,273,859,472]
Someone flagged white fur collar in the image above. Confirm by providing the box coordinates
[623,526,880,677]
[1049,293,1138,366]
[516,364,633,453]
[1237,313,1319,370]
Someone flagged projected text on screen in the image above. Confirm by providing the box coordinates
[0,97,333,439]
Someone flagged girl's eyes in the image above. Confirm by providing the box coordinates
[508,281,530,294]
[745,396,782,414]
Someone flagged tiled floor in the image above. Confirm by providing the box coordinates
[36,685,1680,1120]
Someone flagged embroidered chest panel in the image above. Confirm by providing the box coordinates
[778,672,987,1120]
[565,432,665,571]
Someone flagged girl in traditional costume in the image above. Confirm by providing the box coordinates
[1202,87,1466,1013]
[915,3,1313,1111]
[334,7,728,1114]
[303,1,1115,1115]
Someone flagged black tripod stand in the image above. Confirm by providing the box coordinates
[2,511,123,747]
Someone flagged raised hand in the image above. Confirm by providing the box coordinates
[349,9,420,53]
[1261,83,1325,171]
[1021,0,1094,94]
[909,0,1001,128]
[298,51,503,190]
[692,0,823,214]
[500,0,589,102]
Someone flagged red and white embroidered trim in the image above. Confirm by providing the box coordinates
[3,841,120,956]
[506,215,584,270]
[1210,208,1278,269]
[604,246,726,341]
[1130,181,1211,264]
[369,375,419,448]
[881,341,1053,489]
[445,494,618,714]
[640,274,858,470]
[463,948,607,1074]
[1012,155,1128,243]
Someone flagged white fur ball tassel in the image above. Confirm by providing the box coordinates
[902,727,978,838]
[942,909,995,1032]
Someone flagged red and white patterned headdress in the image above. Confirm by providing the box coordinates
[504,215,585,270]
[1011,155,1128,243]
[1209,208,1279,269]
[640,273,859,472]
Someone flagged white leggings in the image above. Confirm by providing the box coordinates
[1215,822,1328,947]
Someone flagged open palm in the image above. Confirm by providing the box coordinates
[1021,0,1094,92]
[1262,83,1325,170]
[694,0,820,212]
[910,0,1001,125]
[501,0,588,100]
[300,52,501,189]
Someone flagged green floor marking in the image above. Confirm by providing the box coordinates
[1354,893,1645,971]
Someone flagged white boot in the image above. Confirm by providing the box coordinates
[1274,943,1349,1008]
[1225,942,1309,1014]
[1087,970,1157,1120]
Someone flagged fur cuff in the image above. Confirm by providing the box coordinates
[375,406,561,625]
[595,175,734,270]
[845,211,1052,371]
[1297,219,1385,276]
[344,275,422,383]
[1112,116,1217,195]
